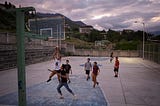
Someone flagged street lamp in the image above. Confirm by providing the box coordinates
[135,21,145,59]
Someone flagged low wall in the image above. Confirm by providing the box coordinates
[0,32,59,71]
[0,32,140,71]
[0,45,54,71]
[74,49,139,57]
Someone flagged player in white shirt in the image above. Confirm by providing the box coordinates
[47,57,61,82]
[47,47,62,82]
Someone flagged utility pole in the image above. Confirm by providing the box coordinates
[11,7,50,106]
[142,23,145,59]
[16,8,26,106]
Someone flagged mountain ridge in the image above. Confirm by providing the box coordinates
[36,12,87,28]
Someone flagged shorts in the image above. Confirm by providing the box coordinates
[66,70,70,74]
[114,68,119,72]
[86,70,90,75]
[66,74,69,79]
[55,70,60,73]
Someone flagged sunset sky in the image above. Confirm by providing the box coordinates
[1,0,160,32]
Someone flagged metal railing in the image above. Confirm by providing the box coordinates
[139,43,160,64]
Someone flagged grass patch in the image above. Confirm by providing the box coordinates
[115,41,140,50]
[65,37,94,49]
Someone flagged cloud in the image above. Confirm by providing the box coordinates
[0,0,160,31]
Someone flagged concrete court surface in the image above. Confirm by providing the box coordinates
[0,57,160,106]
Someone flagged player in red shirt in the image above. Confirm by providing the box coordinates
[114,56,119,77]
[92,62,100,88]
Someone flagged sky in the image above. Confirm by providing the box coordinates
[1,0,160,32]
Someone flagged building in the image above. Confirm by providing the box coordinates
[79,25,93,34]
[123,29,134,33]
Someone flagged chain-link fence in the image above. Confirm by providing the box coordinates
[138,43,160,64]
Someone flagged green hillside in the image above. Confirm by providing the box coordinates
[65,37,94,49]
[0,9,16,32]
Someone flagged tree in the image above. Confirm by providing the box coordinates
[107,29,121,42]
[88,29,104,42]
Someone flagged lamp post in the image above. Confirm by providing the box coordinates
[56,24,59,47]
[142,22,145,59]
[135,21,145,59]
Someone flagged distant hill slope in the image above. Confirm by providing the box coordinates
[0,8,16,31]
[0,1,86,31]
[150,31,160,36]
[74,21,86,26]
[36,12,86,29]
[0,5,87,32]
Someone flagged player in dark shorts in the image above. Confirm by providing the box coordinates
[114,56,119,77]
[64,60,72,83]
[57,64,76,99]
[84,58,92,81]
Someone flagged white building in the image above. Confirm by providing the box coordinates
[79,25,93,34]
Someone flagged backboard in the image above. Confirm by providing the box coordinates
[28,16,65,40]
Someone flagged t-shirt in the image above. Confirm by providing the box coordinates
[54,59,61,70]
[114,60,119,69]
[85,62,92,70]
[60,69,67,83]
[65,64,71,73]
[93,65,99,75]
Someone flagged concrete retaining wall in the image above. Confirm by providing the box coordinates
[74,49,139,57]
[0,32,59,71]
[0,32,140,71]
[0,45,54,71]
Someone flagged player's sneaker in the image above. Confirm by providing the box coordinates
[48,69,52,72]
[73,95,77,100]
[47,78,51,82]
[96,82,99,85]
[60,95,64,99]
